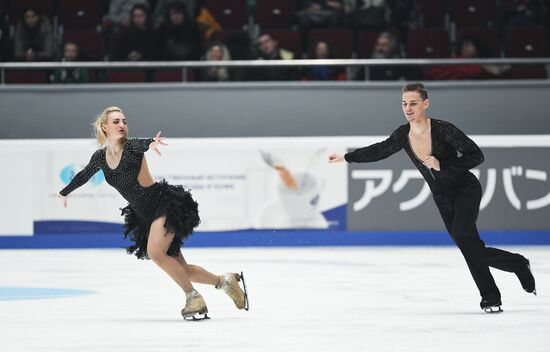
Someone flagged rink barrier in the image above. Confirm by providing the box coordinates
[0,230,549,249]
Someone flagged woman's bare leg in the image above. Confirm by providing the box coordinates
[147,216,193,293]
[175,251,220,286]
[174,250,247,309]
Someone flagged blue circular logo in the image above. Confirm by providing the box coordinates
[60,164,104,187]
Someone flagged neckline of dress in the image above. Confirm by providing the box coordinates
[104,145,126,171]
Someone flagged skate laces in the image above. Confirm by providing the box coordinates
[185,288,200,300]
[216,273,235,292]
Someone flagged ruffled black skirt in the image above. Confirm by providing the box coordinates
[120,181,200,259]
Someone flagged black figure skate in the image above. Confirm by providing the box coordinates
[516,259,537,295]
[480,293,503,314]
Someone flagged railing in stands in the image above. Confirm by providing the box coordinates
[1,58,549,84]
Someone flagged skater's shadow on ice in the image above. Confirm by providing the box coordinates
[112,317,247,323]
[425,309,540,316]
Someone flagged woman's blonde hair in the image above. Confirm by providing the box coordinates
[205,43,231,81]
[92,106,127,147]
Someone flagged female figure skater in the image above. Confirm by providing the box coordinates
[329,83,536,313]
[57,106,248,320]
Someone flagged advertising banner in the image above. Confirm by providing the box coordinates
[1,136,548,237]
[348,147,550,231]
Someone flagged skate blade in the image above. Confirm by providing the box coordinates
[239,271,250,311]
[524,261,537,296]
[183,313,210,321]
[483,306,503,314]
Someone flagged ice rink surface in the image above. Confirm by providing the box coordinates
[1,246,548,352]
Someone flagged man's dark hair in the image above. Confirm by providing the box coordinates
[403,82,428,101]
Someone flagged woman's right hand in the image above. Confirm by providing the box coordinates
[56,193,68,208]
[328,153,345,163]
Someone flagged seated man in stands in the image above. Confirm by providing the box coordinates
[251,33,296,81]
[367,31,420,81]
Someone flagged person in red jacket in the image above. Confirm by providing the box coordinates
[426,36,509,80]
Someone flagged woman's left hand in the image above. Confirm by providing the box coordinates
[150,131,168,156]
[423,156,440,171]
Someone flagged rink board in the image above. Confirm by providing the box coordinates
[1,230,549,249]
[0,136,549,248]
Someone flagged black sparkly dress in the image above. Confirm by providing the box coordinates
[59,138,200,259]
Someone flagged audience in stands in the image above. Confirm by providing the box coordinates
[252,33,296,81]
[301,40,346,80]
[0,3,10,61]
[113,4,159,61]
[159,2,201,61]
[425,36,510,80]
[544,0,550,33]
[499,0,542,32]
[344,0,389,31]
[196,42,233,82]
[367,31,420,81]
[296,1,344,38]
[195,0,222,45]
[14,7,56,62]
[50,42,89,84]
[2,1,548,82]
[387,0,415,39]
[104,0,149,30]
[153,0,197,28]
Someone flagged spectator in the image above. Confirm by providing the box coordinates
[196,42,233,81]
[14,7,56,61]
[388,0,415,27]
[544,0,550,35]
[113,4,159,61]
[153,0,196,28]
[0,3,10,61]
[296,1,344,38]
[368,31,419,81]
[159,2,201,60]
[344,0,389,30]
[104,0,149,30]
[425,36,509,80]
[195,0,222,45]
[252,33,296,81]
[50,42,89,84]
[499,0,542,32]
[302,40,346,80]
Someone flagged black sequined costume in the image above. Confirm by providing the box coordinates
[59,138,200,259]
[345,118,530,305]
[344,118,485,194]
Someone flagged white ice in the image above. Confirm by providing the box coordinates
[0,246,548,352]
